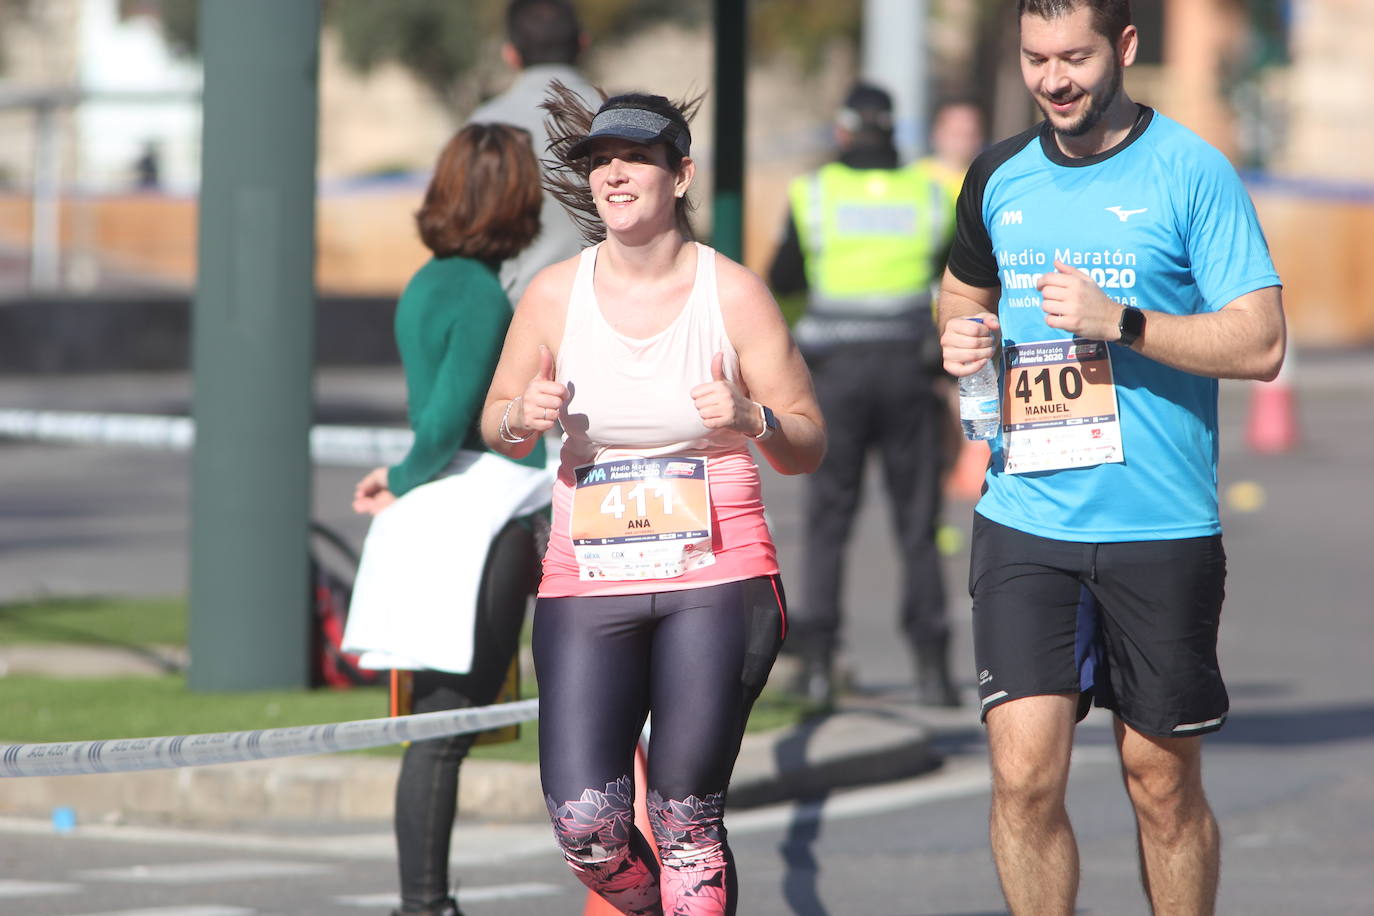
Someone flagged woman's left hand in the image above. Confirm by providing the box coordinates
[690,352,760,436]
[353,466,397,515]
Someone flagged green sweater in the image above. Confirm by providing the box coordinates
[386,256,546,497]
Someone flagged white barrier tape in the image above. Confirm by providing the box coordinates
[0,698,539,779]
[0,409,192,451]
[0,409,414,467]
[308,424,414,467]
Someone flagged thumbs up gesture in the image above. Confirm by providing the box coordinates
[516,344,567,435]
[690,351,757,434]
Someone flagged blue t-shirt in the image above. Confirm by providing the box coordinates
[947,108,1280,542]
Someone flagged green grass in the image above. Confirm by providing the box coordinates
[0,596,817,765]
[0,674,813,765]
[0,674,388,745]
[0,596,186,646]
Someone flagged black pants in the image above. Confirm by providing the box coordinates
[533,577,786,916]
[796,340,949,659]
[393,518,538,913]
[969,515,1229,735]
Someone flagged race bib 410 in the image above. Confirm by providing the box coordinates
[1002,338,1125,474]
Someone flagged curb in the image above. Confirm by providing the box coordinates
[0,754,545,828]
[0,644,188,678]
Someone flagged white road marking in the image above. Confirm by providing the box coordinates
[1234,830,1312,849]
[0,816,550,865]
[64,909,256,916]
[0,878,81,897]
[74,860,332,884]
[457,882,562,902]
[336,882,561,907]
[448,824,556,865]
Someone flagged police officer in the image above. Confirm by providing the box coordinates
[769,82,959,707]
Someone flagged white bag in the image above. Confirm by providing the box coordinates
[341,450,554,673]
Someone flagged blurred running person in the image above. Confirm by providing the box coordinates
[482,87,824,916]
[919,98,986,201]
[938,1,1284,913]
[343,124,553,916]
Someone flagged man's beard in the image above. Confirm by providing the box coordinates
[1042,59,1123,139]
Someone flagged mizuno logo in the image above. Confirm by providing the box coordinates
[1105,205,1148,222]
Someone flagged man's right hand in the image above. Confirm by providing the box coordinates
[941,313,1001,378]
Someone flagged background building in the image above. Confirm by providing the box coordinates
[0,0,1369,344]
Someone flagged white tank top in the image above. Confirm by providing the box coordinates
[555,241,747,467]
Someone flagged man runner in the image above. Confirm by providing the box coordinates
[938,2,1285,913]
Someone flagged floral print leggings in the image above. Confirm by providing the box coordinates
[533,576,786,916]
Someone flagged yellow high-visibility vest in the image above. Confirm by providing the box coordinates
[789,161,953,317]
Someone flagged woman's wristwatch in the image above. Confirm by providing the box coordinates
[751,403,779,441]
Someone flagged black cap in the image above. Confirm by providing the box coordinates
[838,82,894,132]
[566,106,692,160]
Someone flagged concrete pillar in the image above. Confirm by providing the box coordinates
[188,0,321,691]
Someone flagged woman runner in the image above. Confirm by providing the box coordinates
[482,87,825,915]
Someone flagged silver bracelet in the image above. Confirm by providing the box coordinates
[498,397,536,444]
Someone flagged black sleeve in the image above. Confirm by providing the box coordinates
[766,208,808,296]
[945,126,1042,289]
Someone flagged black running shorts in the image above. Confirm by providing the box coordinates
[969,514,1229,738]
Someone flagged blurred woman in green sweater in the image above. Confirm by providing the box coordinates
[342,123,554,916]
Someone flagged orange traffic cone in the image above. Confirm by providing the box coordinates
[582,741,657,915]
[1246,349,1298,454]
[946,438,991,502]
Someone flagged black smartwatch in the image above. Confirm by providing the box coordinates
[1117,306,1145,347]
[751,403,779,441]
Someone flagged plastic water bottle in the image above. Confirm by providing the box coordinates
[958,319,1000,440]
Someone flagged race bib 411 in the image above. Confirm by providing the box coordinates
[570,457,716,581]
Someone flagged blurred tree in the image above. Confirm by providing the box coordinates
[1229,0,1291,169]
[141,0,707,105]
[122,0,198,57]
[143,0,490,106]
[326,0,495,107]
[1246,0,1291,67]
[750,0,861,70]
[578,0,706,37]
[0,0,36,75]
[130,0,903,113]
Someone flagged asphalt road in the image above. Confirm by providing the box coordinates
[1,351,1371,914]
